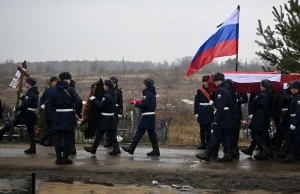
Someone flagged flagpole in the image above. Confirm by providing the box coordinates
[235,5,240,72]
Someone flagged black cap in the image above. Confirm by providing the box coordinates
[50,76,58,83]
[59,72,72,81]
[213,72,225,82]
[290,80,300,90]
[260,79,272,90]
[110,77,118,84]
[202,75,210,82]
[104,79,114,89]
[143,78,154,87]
[26,77,36,86]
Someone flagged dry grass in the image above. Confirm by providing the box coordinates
[0,71,251,146]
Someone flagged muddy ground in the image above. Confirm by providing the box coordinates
[0,144,300,193]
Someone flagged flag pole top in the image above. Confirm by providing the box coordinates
[237,5,240,10]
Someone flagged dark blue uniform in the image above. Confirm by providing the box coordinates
[284,93,300,156]
[0,87,39,144]
[104,87,123,146]
[49,81,82,160]
[194,86,214,145]
[272,89,293,150]
[249,90,273,150]
[232,93,248,152]
[207,82,234,154]
[91,90,117,148]
[133,86,157,144]
[40,87,56,137]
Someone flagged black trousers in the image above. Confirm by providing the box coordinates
[54,130,73,159]
[45,120,53,136]
[199,124,211,142]
[208,127,231,153]
[93,129,117,148]
[132,128,158,145]
[251,129,271,148]
[232,120,241,150]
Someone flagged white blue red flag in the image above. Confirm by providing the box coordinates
[186,6,240,77]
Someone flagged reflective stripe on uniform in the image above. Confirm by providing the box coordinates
[142,112,155,116]
[56,109,74,112]
[199,103,209,106]
[27,108,36,111]
[101,113,114,116]
[291,114,296,117]
[282,108,288,111]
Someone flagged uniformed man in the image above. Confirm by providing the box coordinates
[194,75,214,149]
[272,82,293,151]
[241,79,273,160]
[0,77,39,154]
[232,92,248,158]
[104,76,123,148]
[196,72,234,162]
[122,78,160,157]
[49,72,82,165]
[40,76,58,146]
[84,79,121,156]
[281,81,300,163]
[0,97,3,121]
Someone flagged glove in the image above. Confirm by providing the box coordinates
[290,124,296,130]
[13,107,16,112]
[248,115,253,119]
[236,99,239,103]
[208,100,213,105]
[89,96,96,101]
[134,101,136,105]
[195,114,198,118]
[41,104,46,109]
[283,83,288,89]
[118,114,122,118]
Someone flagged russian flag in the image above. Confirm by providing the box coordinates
[186,6,240,77]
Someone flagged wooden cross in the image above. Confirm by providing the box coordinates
[9,60,30,142]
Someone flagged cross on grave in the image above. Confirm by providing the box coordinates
[9,61,30,142]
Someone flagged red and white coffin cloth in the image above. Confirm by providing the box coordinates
[208,71,300,93]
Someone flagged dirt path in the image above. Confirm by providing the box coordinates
[0,144,300,193]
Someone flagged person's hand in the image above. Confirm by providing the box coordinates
[118,114,122,118]
[248,115,253,119]
[13,107,16,112]
[209,100,213,105]
[283,83,288,89]
[41,104,46,109]
[290,124,296,130]
[195,114,198,118]
[89,96,96,101]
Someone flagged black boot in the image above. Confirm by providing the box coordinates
[273,150,287,158]
[232,147,240,159]
[61,151,73,165]
[241,141,255,156]
[103,134,112,148]
[44,135,53,147]
[84,146,97,155]
[0,128,6,140]
[281,153,295,163]
[196,149,212,162]
[197,140,206,150]
[109,143,121,155]
[254,145,271,160]
[55,157,62,165]
[122,142,138,155]
[147,134,160,157]
[218,152,233,162]
[24,142,36,155]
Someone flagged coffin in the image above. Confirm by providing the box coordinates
[208,71,300,93]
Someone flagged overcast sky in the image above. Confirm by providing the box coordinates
[0,0,286,63]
